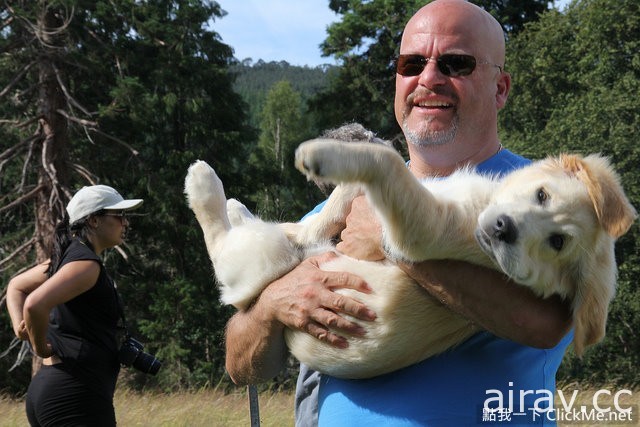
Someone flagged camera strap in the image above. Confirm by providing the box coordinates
[112,281,131,338]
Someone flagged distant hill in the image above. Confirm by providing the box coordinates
[230,59,336,128]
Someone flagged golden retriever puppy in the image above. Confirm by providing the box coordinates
[184,139,636,379]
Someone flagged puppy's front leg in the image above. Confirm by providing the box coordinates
[295,139,484,263]
[296,139,398,184]
[290,183,363,246]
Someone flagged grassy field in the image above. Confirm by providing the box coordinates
[1,386,637,426]
[0,387,294,427]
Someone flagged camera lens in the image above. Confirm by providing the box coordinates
[133,352,162,375]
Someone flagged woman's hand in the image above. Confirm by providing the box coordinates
[16,320,30,341]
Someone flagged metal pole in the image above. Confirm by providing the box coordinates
[248,384,260,427]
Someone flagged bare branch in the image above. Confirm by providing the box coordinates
[0,184,46,214]
[0,337,22,358]
[0,61,36,99]
[40,124,58,184]
[0,137,30,163]
[82,124,97,145]
[0,236,36,271]
[0,117,39,129]
[55,108,97,128]
[0,135,37,177]
[72,163,98,185]
[29,4,76,50]
[52,63,92,116]
[19,131,39,192]
[0,338,32,372]
[55,108,139,156]
[89,127,140,156]
[17,116,40,129]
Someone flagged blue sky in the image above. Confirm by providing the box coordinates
[213,1,571,68]
[213,0,339,67]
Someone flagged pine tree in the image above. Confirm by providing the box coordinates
[0,0,250,390]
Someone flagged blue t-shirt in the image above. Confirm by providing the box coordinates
[295,149,573,426]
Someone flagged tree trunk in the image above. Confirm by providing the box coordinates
[30,0,72,377]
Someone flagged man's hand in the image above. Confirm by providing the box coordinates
[260,251,377,348]
[336,195,385,261]
[225,251,377,384]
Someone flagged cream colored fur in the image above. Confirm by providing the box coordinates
[184,139,636,379]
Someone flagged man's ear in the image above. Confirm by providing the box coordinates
[495,71,511,110]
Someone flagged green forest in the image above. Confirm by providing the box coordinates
[1,0,638,396]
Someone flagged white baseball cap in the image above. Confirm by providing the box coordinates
[66,185,143,224]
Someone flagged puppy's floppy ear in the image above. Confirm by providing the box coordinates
[559,154,637,238]
[571,267,615,356]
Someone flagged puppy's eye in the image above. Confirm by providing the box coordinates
[549,234,564,251]
[537,188,548,204]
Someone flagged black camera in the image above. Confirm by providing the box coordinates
[119,336,162,375]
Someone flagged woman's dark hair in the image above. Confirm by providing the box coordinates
[46,214,92,277]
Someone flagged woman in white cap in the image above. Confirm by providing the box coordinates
[6,185,143,426]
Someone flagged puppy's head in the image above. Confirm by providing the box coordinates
[476,154,637,355]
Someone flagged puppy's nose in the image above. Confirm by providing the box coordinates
[493,214,518,244]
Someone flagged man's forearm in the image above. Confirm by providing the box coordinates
[400,259,573,348]
[225,305,289,386]
[224,252,375,385]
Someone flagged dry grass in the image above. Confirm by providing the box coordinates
[0,387,294,427]
[1,385,637,426]
[113,387,294,426]
[0,394,27,427]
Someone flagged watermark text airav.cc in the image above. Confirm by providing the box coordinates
[482,382,636,424]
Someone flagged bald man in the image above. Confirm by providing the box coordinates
[225,1,573,425]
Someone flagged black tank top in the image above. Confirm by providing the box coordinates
[47,238,121,400]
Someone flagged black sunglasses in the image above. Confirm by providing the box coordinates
[98,210,127,222]
[395,54,502,77]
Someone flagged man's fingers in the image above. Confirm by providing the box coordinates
[325,270,372,294]
[304,322,349,349]
[306,251,339,266]
[329,293,376,321]
[305,308,370,349]
[275,253,378,348]
[314,307,369,335]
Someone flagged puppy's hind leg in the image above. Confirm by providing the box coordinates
[184,160,232,258]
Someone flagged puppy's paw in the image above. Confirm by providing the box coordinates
[295,139,345,182]
[184,160,226,212]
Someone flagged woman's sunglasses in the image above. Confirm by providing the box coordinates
[98,210,127,223]
[394,54,502,77]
